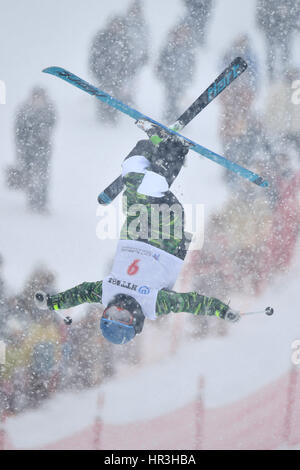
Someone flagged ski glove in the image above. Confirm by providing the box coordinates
[135,119,191,149]
[223,308,241,323]
[34,291,50,310]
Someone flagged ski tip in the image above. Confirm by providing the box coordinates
[42,66,55,74]
[234,56,248,71]
[42,66,64,75]
[253,176,269,188]
[98,192,112,205]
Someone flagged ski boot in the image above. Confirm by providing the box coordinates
[135,119,190,148]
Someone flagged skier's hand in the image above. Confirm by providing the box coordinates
[34,291,50,310]
[223,308,241,323]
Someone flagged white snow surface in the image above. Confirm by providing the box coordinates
[1,0,300,450]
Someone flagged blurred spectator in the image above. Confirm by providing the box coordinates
[155,21,196,122]
[126,0,149,68]
[18,267,61,405]
[0,254,6,331]
[218,35,268,191]
[219,108,269,191]
[0,266,61,412]
[190,146,300,301]
[182,0,214,47]
[264,69,300,154]
[258,152,300,290]
[1,317,30,414]
[0,254,4,301]
[64,305,114,390]
[220,34,260,98]
[6,87,56,213]
[26,310,62,407]
[9,266,57,330]
[89,0,149,123]
[256,0,300,81]
[0,264,117,416]
[86,306,115,380]
[220,193,273,295]
[190,189,273,302]
[19,267,56,315]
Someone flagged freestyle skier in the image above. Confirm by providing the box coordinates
[35,126,241,345]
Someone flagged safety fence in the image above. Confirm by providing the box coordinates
[1,366,299,450]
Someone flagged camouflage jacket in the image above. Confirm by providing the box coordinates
[47,281,229,319]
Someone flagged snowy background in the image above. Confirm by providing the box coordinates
[1,0,300,450]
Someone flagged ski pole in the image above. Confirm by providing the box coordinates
[243,306,274,316]
[53,311,72,325]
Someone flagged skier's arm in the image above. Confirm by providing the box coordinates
[156,289,231,320]
[44,281,103,311]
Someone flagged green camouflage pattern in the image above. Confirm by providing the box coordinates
[49,281,103,311]
[48,281,228,319]
[155,289,228,318]
[121,172,186,259]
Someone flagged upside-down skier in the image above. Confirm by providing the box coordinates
[35,125,242,345]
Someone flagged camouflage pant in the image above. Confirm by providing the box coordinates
[120,140,190,260]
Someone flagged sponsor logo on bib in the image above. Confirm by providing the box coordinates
[138,285,150,295]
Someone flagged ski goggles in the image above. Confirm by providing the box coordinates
[102,305,134,326]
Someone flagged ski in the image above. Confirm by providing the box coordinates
[43,59,269,199]
[173,57,247,129]
[97,57,249,205]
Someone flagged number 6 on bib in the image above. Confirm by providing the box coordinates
[127,259,140,276]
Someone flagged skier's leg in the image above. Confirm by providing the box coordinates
[149,138,189,186]
[120,139,190,259]
[121,138,189,212]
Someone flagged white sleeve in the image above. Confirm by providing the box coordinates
[122,155,150,177]
[137,171,169,197]
[122,154,169,197]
